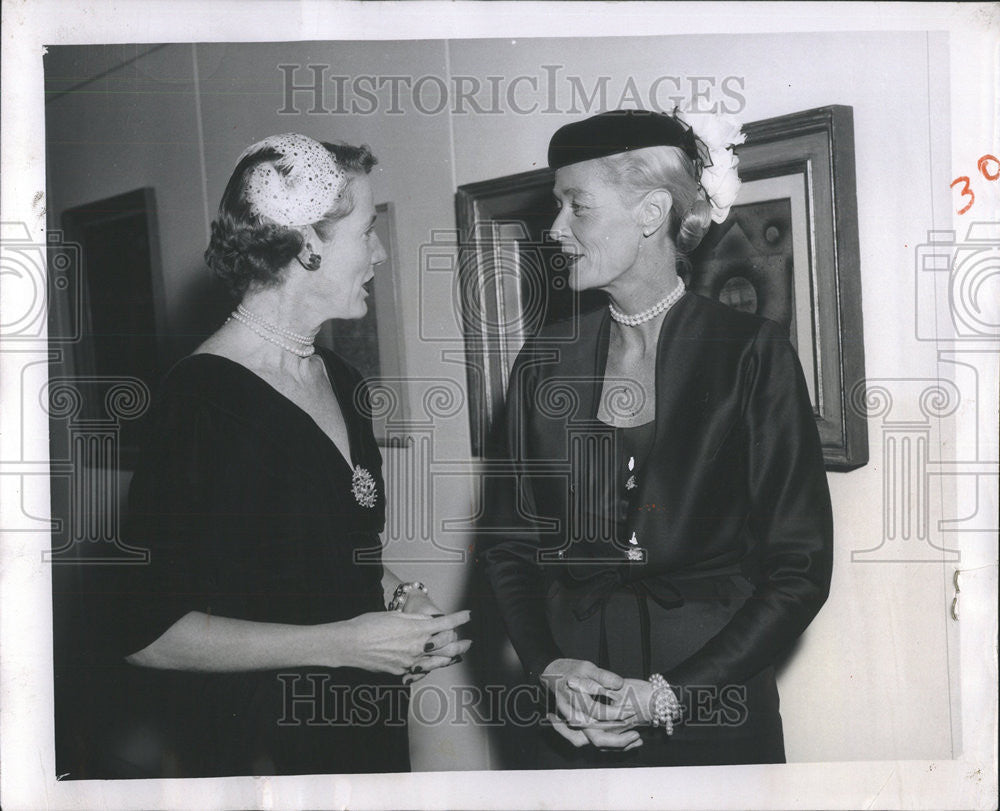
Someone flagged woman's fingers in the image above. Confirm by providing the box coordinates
[600,703,638,723]
[548,712,641,750]
[546,713,589,748]
[567,684,638,722]
[578,697,638,723]
[581,724,641,750]
[565,675,609,696]
[415,653,461,672]
[424,631,458,653]
[562,713,637,731]
[421,610,472,634]
[607,682,651,722]
[565,676,616,702]
[391,610,468,642]
[552,692,588,728]
[554,692,622,730]
[430,629,458,648]
[422,638,470,660]
[540,659,643,752]
[580,662,625,691]
[417,642,471,671]
[564,678,636,722]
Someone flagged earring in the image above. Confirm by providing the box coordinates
[296,248,322,271]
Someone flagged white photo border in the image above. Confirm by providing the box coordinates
[2,2,997,809]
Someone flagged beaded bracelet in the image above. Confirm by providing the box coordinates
[387,581,428,612]
[648,673,681,735]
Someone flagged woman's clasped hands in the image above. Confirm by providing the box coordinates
[541,658,658,751]
[338,609,472,684]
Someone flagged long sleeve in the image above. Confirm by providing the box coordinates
[481,351,565,682]
[664,317,834,690]
[109,390,256,660]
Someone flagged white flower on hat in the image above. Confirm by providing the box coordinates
[676,111,747,224]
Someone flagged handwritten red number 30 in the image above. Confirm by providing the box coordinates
[952,154,999,215]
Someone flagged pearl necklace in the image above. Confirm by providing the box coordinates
[236,304,314,344]
[228,306,315,358]
[608,278,686,326]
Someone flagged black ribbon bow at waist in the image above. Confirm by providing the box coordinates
[570,566,751,677]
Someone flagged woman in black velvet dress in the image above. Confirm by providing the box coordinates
[483,110,833,768]
[94,133,470,777]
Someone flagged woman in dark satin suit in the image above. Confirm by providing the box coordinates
[483,109,833,768]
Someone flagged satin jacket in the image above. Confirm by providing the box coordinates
[482,292,834,692]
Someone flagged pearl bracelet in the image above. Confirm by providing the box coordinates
[648,673,681,735]
[387,581,428,612]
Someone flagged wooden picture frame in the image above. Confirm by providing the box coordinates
[455,105,868,469]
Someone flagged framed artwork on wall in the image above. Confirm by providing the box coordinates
[455,105,868,469]
[690,105,867,470]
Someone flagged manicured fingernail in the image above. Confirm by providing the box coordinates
[431,613,444,618]
[451,655,463,664]
[411,666,423,674]
[424,642,435,652]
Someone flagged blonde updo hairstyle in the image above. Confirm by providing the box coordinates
[596,146,713,256]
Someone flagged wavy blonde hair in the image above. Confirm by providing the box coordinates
[597,146,712,256]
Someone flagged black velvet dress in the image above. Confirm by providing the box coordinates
[58,349,410,778]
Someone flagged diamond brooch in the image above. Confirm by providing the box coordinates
[351,465,377,509]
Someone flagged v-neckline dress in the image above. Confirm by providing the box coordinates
[59,348,411,778]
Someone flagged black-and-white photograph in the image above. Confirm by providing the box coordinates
[1,2,997,809]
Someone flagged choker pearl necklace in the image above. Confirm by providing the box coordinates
[228,305,315,358]
[609,278,686,327]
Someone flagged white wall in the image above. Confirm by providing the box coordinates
[44,31,957,769]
